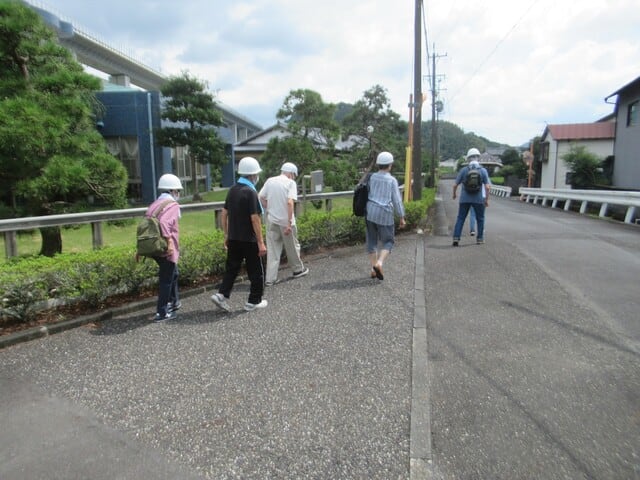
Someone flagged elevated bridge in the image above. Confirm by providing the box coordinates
[27,1,261,130]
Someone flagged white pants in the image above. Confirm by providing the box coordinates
[265,221,304,283]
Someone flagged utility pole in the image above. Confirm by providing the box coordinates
[429,47,446,188]
[412,0,423,201]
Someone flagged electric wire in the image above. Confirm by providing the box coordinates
[448,0,540,104]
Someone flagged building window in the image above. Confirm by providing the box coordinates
[628,100,639,126]
[541,142,549,163]
[105,137,140,179]
[105,136,141,202]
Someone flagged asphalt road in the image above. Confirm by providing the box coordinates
[427,180,639,479]
[0,180,638,479]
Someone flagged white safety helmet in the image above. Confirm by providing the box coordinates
[157,173,183,191]
[237,156,262,175]
[376,151,394,165]
[466,148,481,159]
[281,162,298,176]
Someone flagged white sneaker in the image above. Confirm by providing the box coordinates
[244,299,268,311]
[292,267,309,279]
[211,293,231,312]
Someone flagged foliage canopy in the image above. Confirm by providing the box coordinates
[0,1,128,255]
[156,71,225,197]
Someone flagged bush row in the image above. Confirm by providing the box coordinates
[0,194,434,324]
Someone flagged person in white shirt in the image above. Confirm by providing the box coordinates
[259,162,309,286]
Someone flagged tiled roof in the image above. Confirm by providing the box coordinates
[544,123,615,141]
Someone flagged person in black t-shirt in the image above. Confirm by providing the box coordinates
[211,157,268,312]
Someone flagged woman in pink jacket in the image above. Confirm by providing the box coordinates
[145,174,182,321]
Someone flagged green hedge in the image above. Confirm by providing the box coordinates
[1,194,433,324]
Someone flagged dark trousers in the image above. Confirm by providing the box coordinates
[153,256,179,316]
[219,240,264,304]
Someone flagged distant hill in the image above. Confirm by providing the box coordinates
[423,120,512,160]
[333,102,512,160]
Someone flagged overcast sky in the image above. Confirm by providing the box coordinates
[31,0,640,147]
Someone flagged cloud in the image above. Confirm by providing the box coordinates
[33,0,640,146]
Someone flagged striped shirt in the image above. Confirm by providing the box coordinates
[366,171,405,226]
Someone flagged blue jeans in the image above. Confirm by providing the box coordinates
[469,207,476,232]
[153,256,179,316]
[454,203,485,240]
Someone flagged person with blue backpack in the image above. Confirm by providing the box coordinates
[452,148,490,246]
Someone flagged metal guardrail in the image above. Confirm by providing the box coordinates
[519,188,640,224]
[0,191,355,259]
[490,185,512,198]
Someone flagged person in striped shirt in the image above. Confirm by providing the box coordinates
[365,151,406,280]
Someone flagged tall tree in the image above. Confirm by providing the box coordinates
[0,1,128,256]
[263,89,339,177]
[156,72,224,200]
[341,85,405,175]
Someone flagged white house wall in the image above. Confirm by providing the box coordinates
[541,138,613,189]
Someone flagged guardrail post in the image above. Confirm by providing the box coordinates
[214,209,222,230]
[599,203,609,218]
[580,201,588,214]
[4,231,17,258]
[624,206,636,224]
[551,199,558,208]
[564,200,572,211]
[325,199,332,212]
[91,222,103,250]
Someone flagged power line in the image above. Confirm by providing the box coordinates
[422,0,431,79]
[449,0,540,103]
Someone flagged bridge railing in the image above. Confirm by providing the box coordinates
[519,188,640,224]
[0,191,356,259]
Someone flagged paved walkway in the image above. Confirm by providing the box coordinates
[0,225,434,479]
[2,186,638,479]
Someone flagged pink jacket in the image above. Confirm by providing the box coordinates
[145,193,180,263]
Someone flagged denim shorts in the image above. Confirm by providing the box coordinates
[366,221,395,253]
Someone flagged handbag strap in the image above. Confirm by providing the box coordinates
[358,155,378,184]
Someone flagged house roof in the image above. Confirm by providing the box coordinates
[234,122,367,151]
[605,75,640,101]
[542,123,615,142]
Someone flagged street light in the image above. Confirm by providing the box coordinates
[366,125,374,164]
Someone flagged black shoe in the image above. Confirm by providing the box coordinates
[154,310,177,322]
[452,239,459,247]
[373,264,384,280]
